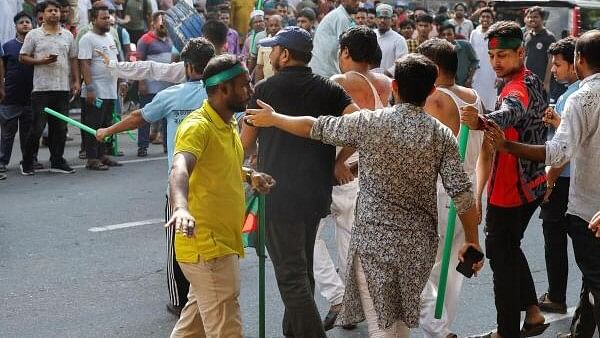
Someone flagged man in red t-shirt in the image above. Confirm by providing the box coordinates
[461,21,549,338]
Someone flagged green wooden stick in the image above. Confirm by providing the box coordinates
[258,193,266,338]
[44,107,97,136]
[112,106,120,156]
[434,123,470,319]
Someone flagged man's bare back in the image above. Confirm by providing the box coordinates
[424,84,478,136]
[331,71,391,110]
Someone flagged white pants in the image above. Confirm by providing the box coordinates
[313,179,358,306]
[419,182,466,338]
[356,257,410,338]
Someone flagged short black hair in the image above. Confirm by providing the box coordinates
[35,3,45,14]
[203,54,242,94]
[525,6,545,18]
[367,8,376,15]
[434,14,448,26]
[575,30,600,71]
[357,7,368,14]
[283,47,312,64]
[181,37,216,75]
[394,53,437,105]
[417,38,458,76]
[90,4,110,20]
[440,22,455,33]
[453,2,467,11]
[399,19,415,29]
[14,11,33,23]
[298,8,316,21]
[486,20,523,47]
[339,26,382,66]
[202,20,229,48]
[39,0,62,12]
[548,37,576,64]
[479,7,494,19]
[415,13,433,24]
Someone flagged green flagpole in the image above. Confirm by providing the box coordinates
[44,107,97,136]
[258,193,266,338]
[434,123,470,319]
[112,106,120,156]
[251,1,265,336]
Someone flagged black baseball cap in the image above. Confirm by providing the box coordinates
[258,26,313,53]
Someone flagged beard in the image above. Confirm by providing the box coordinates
[157,26,168,37]
[98,25,110,34]
[228,100,248,113]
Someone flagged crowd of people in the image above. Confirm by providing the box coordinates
[1,0,600,338]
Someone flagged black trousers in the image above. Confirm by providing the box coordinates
[568,214,600,337]
[486,199,541,338]
[266,215,327,338]
[540,176,571,303]
[23,91,69,166]
[0,106,32,165]
[165,195,189,307]
[81,98,114,160]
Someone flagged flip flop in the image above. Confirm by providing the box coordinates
[521,322,550,337]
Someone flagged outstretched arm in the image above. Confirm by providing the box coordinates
[245,99,317,138]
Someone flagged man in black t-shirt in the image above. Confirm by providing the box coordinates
[241,27,358,338]
[524,6,565,101]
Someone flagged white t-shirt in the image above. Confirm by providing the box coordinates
[78,31,119,99]
[449,18,474,40]
[470,27,497,111]
[375,29,408,75]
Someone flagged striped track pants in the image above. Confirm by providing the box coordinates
[165,195,190,307]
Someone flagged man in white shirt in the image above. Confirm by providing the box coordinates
[449,2,473,40]
[482,30,600,338]
[374,3,407,76]
[309,0,359,77]
[469,7,496,111]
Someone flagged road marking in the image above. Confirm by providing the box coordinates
[468,307,575,337]
[88,218,164,232]
[35,156,167,171]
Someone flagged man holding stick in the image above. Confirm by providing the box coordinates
[96,38,215,316]
[417,38,486,338]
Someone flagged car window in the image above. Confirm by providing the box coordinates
[494,6,571,37]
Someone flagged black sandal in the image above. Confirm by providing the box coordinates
[86,160,109,171]
[521,322,550,337]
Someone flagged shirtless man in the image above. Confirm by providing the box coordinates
[417,38,487,338]
[315,26,392,330]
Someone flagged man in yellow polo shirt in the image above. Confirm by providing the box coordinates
[167,54,275,337]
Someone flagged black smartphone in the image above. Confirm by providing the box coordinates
[456,246,484,278]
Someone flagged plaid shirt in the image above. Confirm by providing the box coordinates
[406,37,427,53]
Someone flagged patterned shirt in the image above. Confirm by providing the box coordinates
[486,67,548,207]
[310,103,473,328]
[20,26,77,93]
[545,73,600,223]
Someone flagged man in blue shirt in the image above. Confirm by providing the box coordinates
[95,38,215,316]
[537,37,580,316]
[0,12,34,176]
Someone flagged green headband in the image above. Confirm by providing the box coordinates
[204,63,247,87]
[488,37,523,50]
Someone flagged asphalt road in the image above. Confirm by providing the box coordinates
[0,125,590,337]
